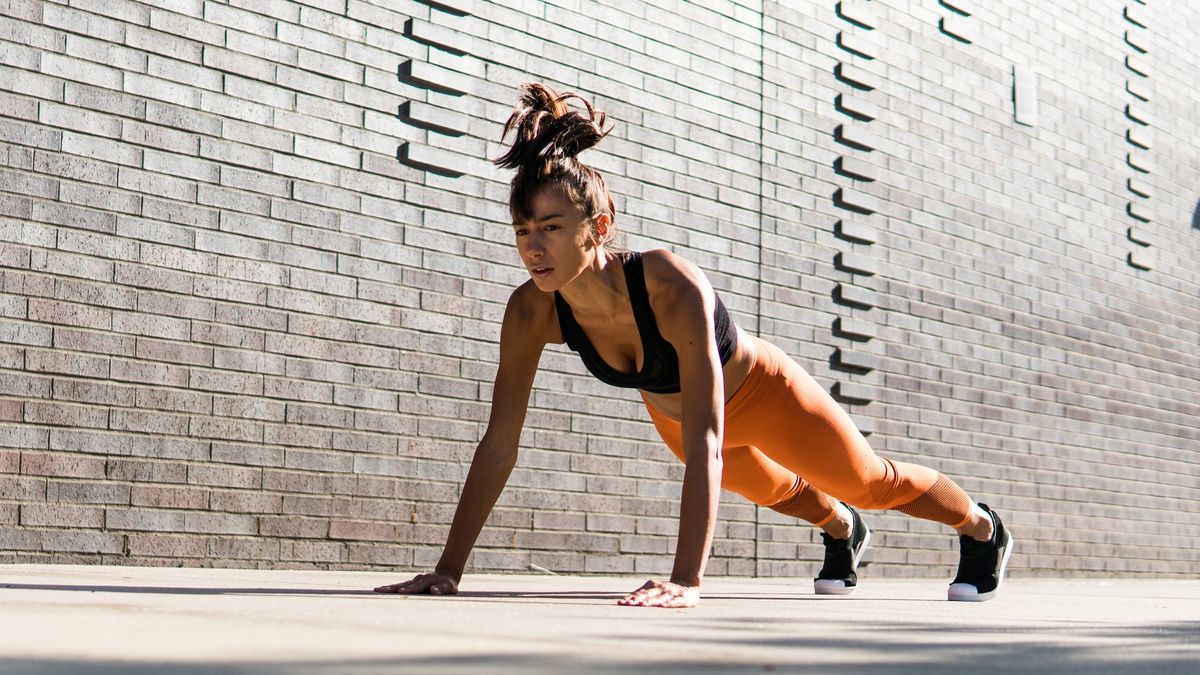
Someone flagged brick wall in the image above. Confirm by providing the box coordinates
[1,0,1197,579]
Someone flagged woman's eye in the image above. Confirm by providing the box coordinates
[514,229,527,236]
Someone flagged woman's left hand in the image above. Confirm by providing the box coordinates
[617,579,700,608]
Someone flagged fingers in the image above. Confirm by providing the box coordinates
[617,580,699,608]
[373,574,458,596]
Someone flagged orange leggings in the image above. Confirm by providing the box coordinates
[643,337,974,529]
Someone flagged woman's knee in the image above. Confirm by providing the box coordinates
[720,446,799,506]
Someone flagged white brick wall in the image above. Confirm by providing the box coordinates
[0,0,1197,579]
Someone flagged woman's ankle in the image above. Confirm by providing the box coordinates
[955,504,994,542]
[821,502,854,540]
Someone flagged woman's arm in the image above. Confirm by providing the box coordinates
[376,283,551,594]
[620,250,725,607]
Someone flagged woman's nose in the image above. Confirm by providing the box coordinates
[524,232,545,257]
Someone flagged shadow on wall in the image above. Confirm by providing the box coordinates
[1193,199,1200,230]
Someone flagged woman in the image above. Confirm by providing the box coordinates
[375,84,1013,608]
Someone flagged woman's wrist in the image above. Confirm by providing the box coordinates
[669,574,701,588]
[434,560,463,582]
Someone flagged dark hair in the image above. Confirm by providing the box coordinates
[495,83,617,246]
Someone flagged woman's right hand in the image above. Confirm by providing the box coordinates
[373,573,459,595]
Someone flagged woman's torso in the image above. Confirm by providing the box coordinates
[535,251,756,420]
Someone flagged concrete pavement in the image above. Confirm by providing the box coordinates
[0,565,1197,674]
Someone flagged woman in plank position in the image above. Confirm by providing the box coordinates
[375,84,1013,607]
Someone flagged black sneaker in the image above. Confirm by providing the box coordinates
[814,503,870,595]
[948,503,1014,602]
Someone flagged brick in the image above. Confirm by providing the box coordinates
[27,299,110,331]
[329,519,400,542]
[190,322,265,350]
[104,458,186,484]
[20,503,105,528]
[123,72,201,108]
[0,527,42,551]
[939,14,976,43]
[401,101,469,135]
[0,449,19,473]
[46,479,131,504]
[31,201,117,234]
[28,249,113,285]
[188,368,264,396]
[400,59,473,95]
[134,385,211,414]
[42,96,126,138]
[63,81,146,121]
[23,401,109,429]
[0,503,17,525]
[53,280,136,313]
[280,540,343,563]
[139,243,217,275]
[109,408,189,436]
[26,348,110,378]
[261,467,336,494]
[259,516,327,539]
[0,402,22,423]
[406,18,472,55]
[21,452,105,479]
[187,463,261,489]
[189,415,263,443]
[836,31,877,59]
[834,283,878,308]
[0,320,52,348]
[117,167,197,202]
[112,312,189,341]
[150,6,223,41]
[835,251,878,275]
[211,395,284,422]
[182,512,256,535]
[1,269,53,298]
[105,508,186,532]
[211,442,283,468]
[108,358,187,387]
[208,490,281,514]
[126,532,206,558]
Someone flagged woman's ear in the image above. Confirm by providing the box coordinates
[591,213,611,246]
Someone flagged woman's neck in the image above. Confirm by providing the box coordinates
[556,248,627,320]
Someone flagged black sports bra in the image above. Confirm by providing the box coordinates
[553,251,737,394]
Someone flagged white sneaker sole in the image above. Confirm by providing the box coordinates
[814,524,871,596]
[947,533,1014,602]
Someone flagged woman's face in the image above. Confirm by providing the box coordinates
[513,187,602,292]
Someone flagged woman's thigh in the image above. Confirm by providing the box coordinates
[724,343,932,505]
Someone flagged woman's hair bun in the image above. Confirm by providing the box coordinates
[495,83,610,170]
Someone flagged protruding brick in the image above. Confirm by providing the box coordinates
[833,380,876,403]
[399,59,471,95]
[834,62,881,90]
[836,0,877,29]
[939,14,977,43]
[405,18,472,55]
[834,317,877,340]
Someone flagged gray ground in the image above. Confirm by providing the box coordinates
[1,565,1196,674]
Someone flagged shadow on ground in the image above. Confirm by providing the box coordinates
[2,619,1197,674]
[2,640,1198,675]
[0,583,850,603]
[0,583,373,597]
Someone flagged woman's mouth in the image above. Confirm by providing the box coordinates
[531,266,553,277]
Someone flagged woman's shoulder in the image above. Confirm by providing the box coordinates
[637,248,710,301]
[505,279,563,343]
